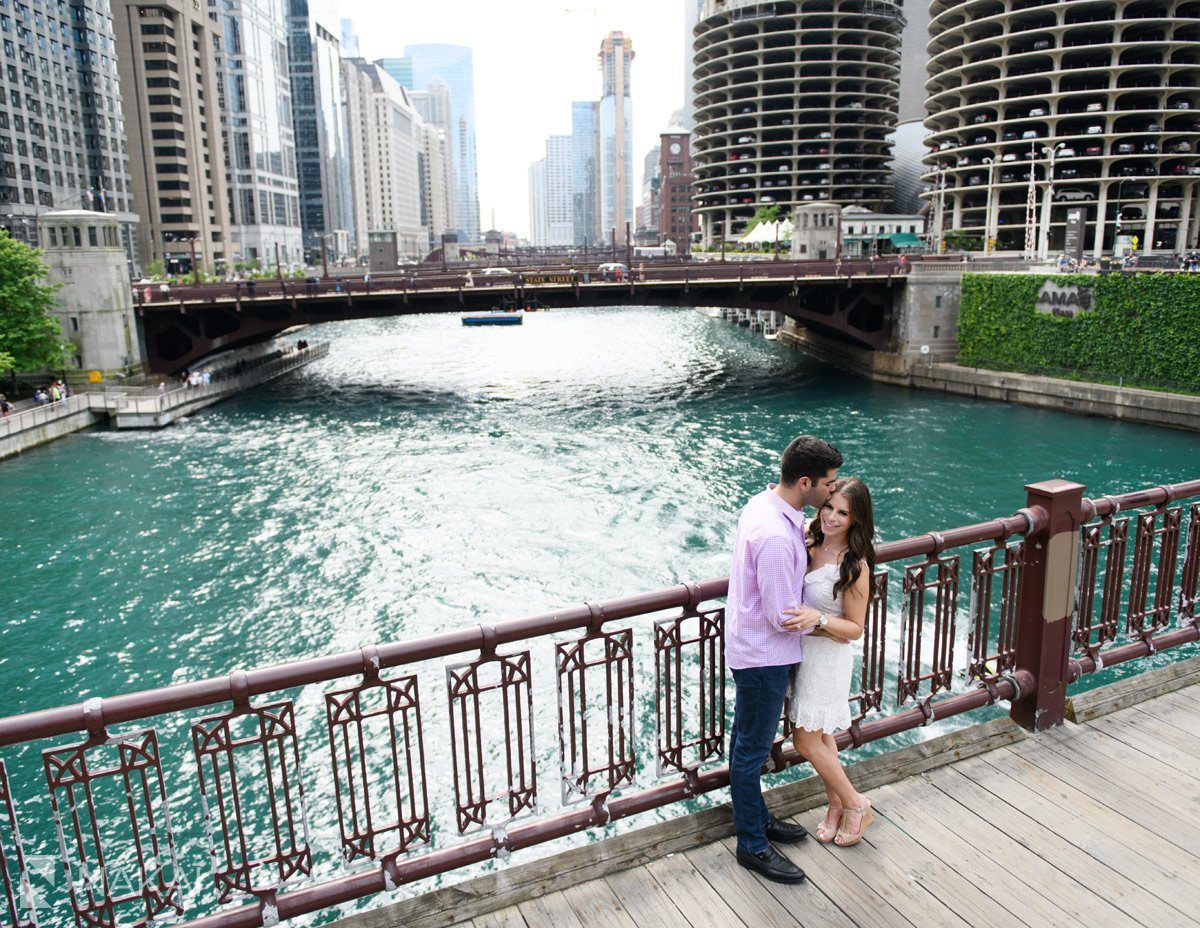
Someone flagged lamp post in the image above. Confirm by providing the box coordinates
[982,156,996,254]
[1038,142,1067,261]
[934,162,949,254]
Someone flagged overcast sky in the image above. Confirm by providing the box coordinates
[309,0,690,238]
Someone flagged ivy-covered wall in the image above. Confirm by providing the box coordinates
[956,273,1200,389]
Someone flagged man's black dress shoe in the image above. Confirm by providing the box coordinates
[735,845,807,884]
[766,814,809,843]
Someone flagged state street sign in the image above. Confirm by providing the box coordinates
[1036,280,1094,317]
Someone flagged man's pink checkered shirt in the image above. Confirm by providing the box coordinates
[724,485,809,670]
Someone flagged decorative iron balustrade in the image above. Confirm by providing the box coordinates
[0,478,1197,928]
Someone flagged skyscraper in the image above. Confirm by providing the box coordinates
[287,5,355,259]
[598,31,634,243]
[531,136,574,247]
[683,0,703,130]
[376,58,414,90]
[0,0,140,271]
[217,0,304,267]
[341,59,427,259]
[411,80,454,246]
[114,0,228,275]
[405,44,480,243]
[570,101,600,247]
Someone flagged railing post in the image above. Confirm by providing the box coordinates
[1010,479,1085,731]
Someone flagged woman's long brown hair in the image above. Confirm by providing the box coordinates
[807,477,876,598]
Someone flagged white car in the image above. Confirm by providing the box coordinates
[1001,152,1018,162]
[1057,147,1076,157]
[1086,125,1104,134]
[1029,107,1046,117]
[817,131,832,139]
[1021,129,1040,139]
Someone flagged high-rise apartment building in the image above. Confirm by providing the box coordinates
[683,0,703,130]
[528,157,546,246]
[598,31,634,241]
[659,131,697,247]
[0,0,140,271]
[570,100,599,246]
[114,0,228,275]
[342,58,427,260]
[216,0,303,267]
[287,5,355,260]
[529,135,572,247]
[405,44,479,243]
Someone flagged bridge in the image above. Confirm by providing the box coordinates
[0,476,1197,928]
[134,259,932,373]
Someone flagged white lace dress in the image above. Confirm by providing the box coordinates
[787,562,854,733]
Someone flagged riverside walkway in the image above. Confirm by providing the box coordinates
[399,660,1200,928]
[0,342,327,459]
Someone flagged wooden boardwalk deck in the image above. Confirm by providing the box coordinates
[338,660,1200,928]
[472,680,1200,928]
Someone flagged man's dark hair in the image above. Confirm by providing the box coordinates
[780,435,843,486]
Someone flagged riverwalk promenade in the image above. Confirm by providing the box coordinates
[0,342,327,459]
[349,657,1200,928]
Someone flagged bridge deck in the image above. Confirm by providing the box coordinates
[461,676,1200,928]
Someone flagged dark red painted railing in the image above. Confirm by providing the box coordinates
[1,478,1197,928]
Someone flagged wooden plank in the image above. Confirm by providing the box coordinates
[1086,710,1200,776]
[604,864,696,928]
[966,750,1200,916]
[785,810,972,928]
[1006,737,1200,861]
[645,852,752,928]
[928,764,1188,927]
[869,781,1092,928]
[684,838,856,928]
[325,716,1025,928]
[559,879,640,928]
[773,831,918,928]
[1030,724,1200,821]
[517,892,585,928]
[471,907,530,928]
[1064,655,1200,723]
[1128,686,1200,729]
[834,803,1030,928]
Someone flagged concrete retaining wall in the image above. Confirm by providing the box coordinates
[0,406,105,461]
[780,324,1200,433]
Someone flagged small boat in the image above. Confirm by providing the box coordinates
[461,310,523,326]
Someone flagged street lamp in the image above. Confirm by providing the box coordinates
[935,162,948,254]
[1038,142,1068,261]
[982,156,996,254]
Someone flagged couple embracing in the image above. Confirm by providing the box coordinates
[726,435,876,884]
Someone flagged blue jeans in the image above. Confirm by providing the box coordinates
[729,664,791,853]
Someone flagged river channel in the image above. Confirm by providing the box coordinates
[1,305,1195,923]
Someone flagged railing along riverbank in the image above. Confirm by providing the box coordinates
[0,478,1197,928]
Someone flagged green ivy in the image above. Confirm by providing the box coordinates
[956,272,1200,391]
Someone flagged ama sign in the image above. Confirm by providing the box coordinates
[1036,281,1094,317]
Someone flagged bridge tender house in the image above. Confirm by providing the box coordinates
[1036,281,1094,318]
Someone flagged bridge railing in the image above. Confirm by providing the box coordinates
[0,478,1197,928]
[136,259,910,307]
[0,394,103,440]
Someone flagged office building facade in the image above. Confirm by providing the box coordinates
[287,6,354,260]
[0,0,140,271]
[217,0,303,267]
[405,44,479,243]
[570,100,599,246]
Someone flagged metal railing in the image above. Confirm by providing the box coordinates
[106,345,329,419]
[0,477,1197,928]
[0,395,104,441]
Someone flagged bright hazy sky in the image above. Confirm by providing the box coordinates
[309,0,691,238]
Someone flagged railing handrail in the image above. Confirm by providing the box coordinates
[3,476,1195,749]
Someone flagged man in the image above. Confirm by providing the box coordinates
[726,435,843,884]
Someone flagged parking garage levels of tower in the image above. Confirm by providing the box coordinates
[922,0,1200,258]
[691,0,905,249]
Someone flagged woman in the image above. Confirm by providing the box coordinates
[783,477,876,846]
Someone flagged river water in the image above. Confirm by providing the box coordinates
[1,305,1195,923]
